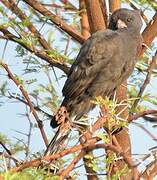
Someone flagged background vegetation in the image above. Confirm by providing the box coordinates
[0,0,157,179]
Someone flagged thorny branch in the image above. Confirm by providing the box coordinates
[0,141,19,165]
[141,159,157,179]
[7,108,141,177]
[22,0,86,44]
[59,150,86,177]
[128,109,157,122]
[1,0,51,50]
[1,0,157,179]
[132,50,157,109]
[9,138,138,175]
[0,63,48,146]
[141,11,157,55]
[0,27,69,74]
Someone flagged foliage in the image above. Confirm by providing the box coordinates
[0,0,157,179]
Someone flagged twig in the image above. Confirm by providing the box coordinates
[25,107,33,158]
[0,141,12,156]
[128,109,157,122]
[132,50,157,109]
[10,137,99,172]
[0,141,19,165]
[22,0,86,44]
[59,151,85,177]
[7,93,52,118]
[141,11,157,55]
[141,159,157,180]
[0,63,48,146]
[133,122,157,141]
[0,27,69,74]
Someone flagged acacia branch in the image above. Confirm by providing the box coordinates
[79,0,90,39]
[1,1,70,75]
[10,138,138,176]
[109,0,121,13]
[132,50,157,109]
[0,27,69,74]
[59,151,85,177]
[10,137,99,172]
[84,0,106,33]
[10,109,113,172]
[141,11,157,55]
[22,0,86,44]
[128,109,157,122]
[0,63,48,146]
[2,0,51,50]
[141,160,157,180]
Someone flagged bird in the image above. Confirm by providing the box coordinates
[45,8,143,155]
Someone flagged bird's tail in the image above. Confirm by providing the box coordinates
[45,106,71,156]
[50,106,69,128]
[44,125,71,156]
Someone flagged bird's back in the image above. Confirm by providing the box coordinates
[61,29,142,120]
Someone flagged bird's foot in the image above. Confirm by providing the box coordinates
[55,106,69,126]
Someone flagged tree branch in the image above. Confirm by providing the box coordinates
[10,137,99,172]
[0,27,69,74]
[59,150,85,177]
[132,50,157,109]
[109,0,120,13]
[141,160,157,180]
[128,109,157,122]
[22,0,86,44]
[2,0,51,50]
[84,0,106,33]
[0,63,48,146]
[79,0,90,38]
[141,11,157,55]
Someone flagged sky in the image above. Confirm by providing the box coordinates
[0,0,157,177]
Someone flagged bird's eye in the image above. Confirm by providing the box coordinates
[127,17,132,22]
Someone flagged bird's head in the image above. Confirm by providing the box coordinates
[108,8,142,32]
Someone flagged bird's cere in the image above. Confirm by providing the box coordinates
[117,19,127,29]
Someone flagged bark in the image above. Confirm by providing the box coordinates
[84,0,106,33]
[81,1,106,179]
[23,0,85,44]
[141,11,157,55]
[108,1,133,179]
[79,0,91,39]
[109,0,121,13]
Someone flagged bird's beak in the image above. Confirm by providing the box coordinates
[117,19,127,29]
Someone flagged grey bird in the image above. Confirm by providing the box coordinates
[45,8,143,155]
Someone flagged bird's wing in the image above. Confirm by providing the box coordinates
[62,30,118,99]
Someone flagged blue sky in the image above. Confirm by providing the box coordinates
[0,1,157,176]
